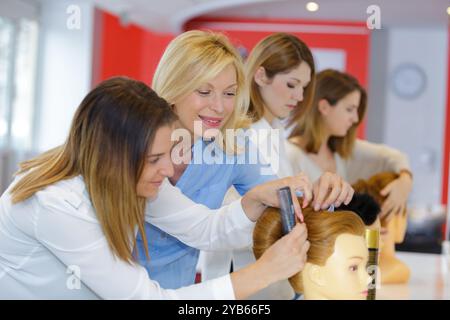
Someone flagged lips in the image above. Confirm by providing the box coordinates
[198,115,223,128]
[151,181,163,187]
[286,104,297,109]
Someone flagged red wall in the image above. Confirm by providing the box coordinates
[442,27,450,206]
[91,9,174,87]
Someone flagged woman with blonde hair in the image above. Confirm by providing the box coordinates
[287,69,413,222]
[136,30,351,291]
[0,76,313,299]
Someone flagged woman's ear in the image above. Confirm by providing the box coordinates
[254,66,268,87]
[306,263,326,287]
[317,99,331,116]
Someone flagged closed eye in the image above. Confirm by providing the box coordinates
[287,83,296,89]
[224,91,236,97]
[197,90,211,96]
[148,157,160,164]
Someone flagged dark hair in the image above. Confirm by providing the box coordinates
[336,193,380,226]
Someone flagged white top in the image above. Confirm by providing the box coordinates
[249,118,294,178]
[0,175,255,299]
[286,139,411,183]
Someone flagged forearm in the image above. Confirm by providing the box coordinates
[241,188,268,222]
[230,260,273,300]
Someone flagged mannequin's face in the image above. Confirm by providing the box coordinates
[173,64,237,140]
[255,61,311,121]
[304,233,370,300]
[319,90,361,137]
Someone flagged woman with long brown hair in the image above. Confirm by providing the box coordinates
[0,76,310,299]
[287,69,413,222]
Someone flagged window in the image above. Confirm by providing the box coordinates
[0,15,38,192]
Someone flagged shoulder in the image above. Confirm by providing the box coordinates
[285,139,307,158]
[34,176,94,220]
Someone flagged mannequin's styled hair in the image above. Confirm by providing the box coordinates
[253,205,365,293]
[351,172,403,225]
[336,193,380,226]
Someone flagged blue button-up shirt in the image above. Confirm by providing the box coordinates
[135,138,275,289]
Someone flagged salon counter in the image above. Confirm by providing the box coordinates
[377,252,450,300]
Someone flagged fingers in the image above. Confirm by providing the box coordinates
[312,173,331,211]
[294,173,313,208]
[383,207,395,223]
[380,198,394,219]
[326,177,354,207]
[322,175,341,209]
[312,173,354,211]
[289,186,304,223]
[341,182,355,206]
[380,183,393,197]
[288,223,308,244]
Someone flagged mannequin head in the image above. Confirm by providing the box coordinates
[245,33,316,124]
[253,207,370,300]
[289,69,367,158]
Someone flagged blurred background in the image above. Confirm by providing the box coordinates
[0,0,449,253]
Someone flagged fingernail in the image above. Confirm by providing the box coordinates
[295,190,304,197]
[314,204,320,211]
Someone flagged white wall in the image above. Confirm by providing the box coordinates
[367,27,448,206]
[34,0,95,151]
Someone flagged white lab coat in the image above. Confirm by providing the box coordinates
[0,175,254,299]
[199,118,296,299]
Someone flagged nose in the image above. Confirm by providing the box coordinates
[293,87,304,102]
[209,94,224,114]
[160,156,174,178]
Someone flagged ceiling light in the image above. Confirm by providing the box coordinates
[306,2,319,12]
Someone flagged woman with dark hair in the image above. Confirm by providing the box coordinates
[0,77,310,299]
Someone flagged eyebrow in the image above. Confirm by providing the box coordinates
[348,256,364,260]
[148,141,178,158]
[147,153,164,158]
[204,83,238,89]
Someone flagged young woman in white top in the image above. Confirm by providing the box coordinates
[201,33,355,299]
[287,69,413,222]
[0,77,312,299]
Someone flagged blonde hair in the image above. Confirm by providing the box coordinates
[289,69,367,158]
[10,77,177,263]
[152,30,251,153]
[253,206,365,294]
[245,33,316,124]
